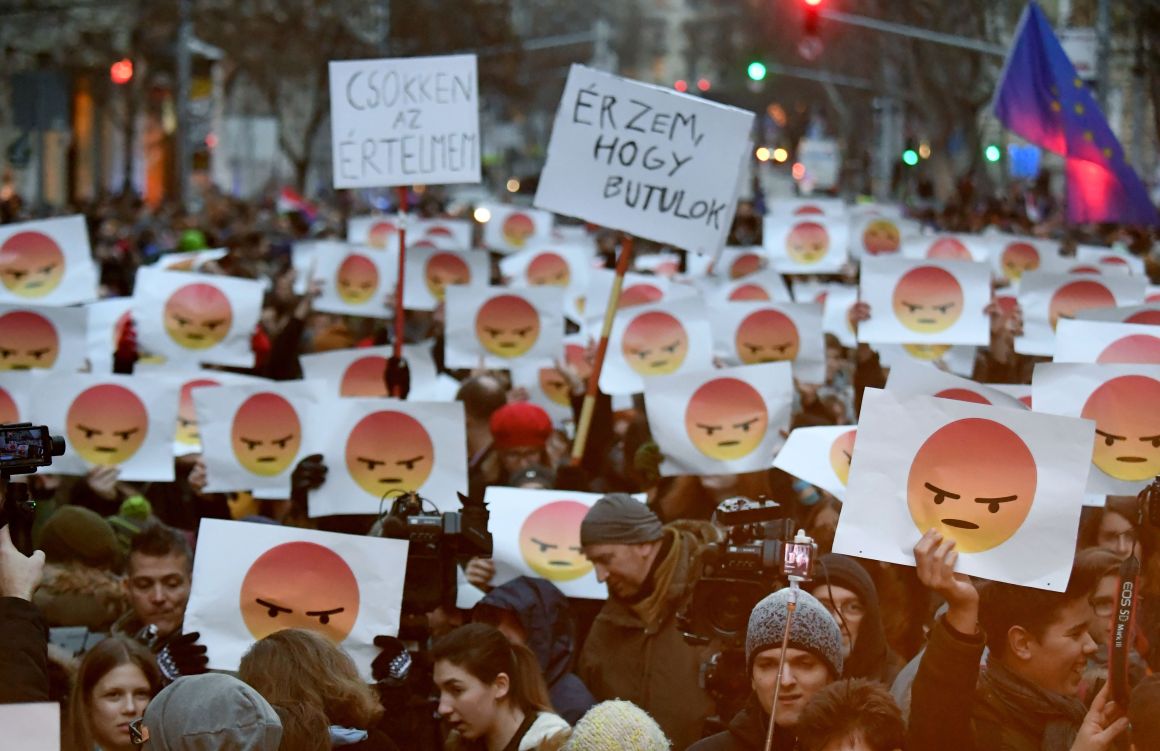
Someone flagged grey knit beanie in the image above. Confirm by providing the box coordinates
[746,588,843,678]
[579,493,664,547]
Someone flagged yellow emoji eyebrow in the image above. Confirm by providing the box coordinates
[696,423,722,433]
[923,482,960,499]
[1138,434,1160,442]
[974,495,1018,503]
[733,418,760,430]
[255,598,292,614]
[1096,429,1127,440]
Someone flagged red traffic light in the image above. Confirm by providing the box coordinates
[674,79,688,93]
[110,58,134,85]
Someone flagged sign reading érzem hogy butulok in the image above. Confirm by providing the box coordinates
[329,55,481,189]
[535,65,756,256]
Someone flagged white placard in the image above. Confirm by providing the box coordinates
[857,257,991,345]
[583,269,671,322]
[712,301,825,383]
[0,371,31,423]
[988,383,1033,409]
[875,343,978,378]
[763,216,850,274]
[1075,245,1145,276]
[1033,363,1160,495]
[599,298,714,396]
[184,519,408,680]
[645,361,793,476]
[402,247,490,312]
[0,703,59,751]
[194,381,322,498]
[347,216,402,249]
[309,399,467,516]
[885,361,1028,410]
[848,213,920,259]
[534,64,754,255]
[0,303,87,373]
[0,215,98,306]
[509,364,575,425]
[158,248,229,272]
[765,197,846,217]
[484,487,648,600]
[413,218,473,250]
[133,267,264,368]
[833,388,1094,591]
[312,243,398,318]
[983,234,1061,284]
[712,247,768,280]
[33,373,178,482]
[772,425,857,501]
[329,54,480,188]
[172,370,269,457]
[1076,304,1160,326]
[700,268,793,307]
[444,286,564,369]
[901,233,990,263]
[1053,319,1160,364]
[300,344,439,399]
[821,285,860,349]
[1016,272,1146,356]
[481,205,555,254]
[499,242,593,320]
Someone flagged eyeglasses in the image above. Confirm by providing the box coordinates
[129,718,149,748]
[820,599,865,622]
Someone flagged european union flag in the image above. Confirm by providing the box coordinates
[993,2,1158,226]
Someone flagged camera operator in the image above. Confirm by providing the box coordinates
[689,588,843,751]
[0,502,49,702]
[574,493,720,750]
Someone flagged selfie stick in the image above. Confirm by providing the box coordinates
[570,234,634,466]
[764,586,797,751]
[385,187,411,398]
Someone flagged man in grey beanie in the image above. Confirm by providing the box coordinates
[689,588,843,751]
[138,673,282,751]
[575,493,720,751]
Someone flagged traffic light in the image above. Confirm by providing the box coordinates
[902,149,919,167]
[984,144,1002,162]
[747,61,767,82]
[110,58,133,85]
[803,0,823,36]
[674,79,689,93]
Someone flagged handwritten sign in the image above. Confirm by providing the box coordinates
[534,65,754,255]
[329,54,480,188]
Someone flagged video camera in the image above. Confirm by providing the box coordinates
[377,490,492,622]
[679,496,816,646]
[678,496,817,729]
[0,422,66,555]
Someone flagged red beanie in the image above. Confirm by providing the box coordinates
[489,401,553,450]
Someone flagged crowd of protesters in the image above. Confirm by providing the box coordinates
[2,172,1160,751]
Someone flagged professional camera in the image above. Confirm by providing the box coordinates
[377,490,492,620]
[678,496,816,731]
[1,422,66,555]
[679,496,816,646]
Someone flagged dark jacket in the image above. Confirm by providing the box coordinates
[577,522,718,751]
[686,694,798,751]
[907,614,1086,751]
[477,577,595,725]
[0,596,50,703]
[806,554,905,685]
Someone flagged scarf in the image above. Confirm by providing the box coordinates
[977,661,1086,751]
[629,529,681,629]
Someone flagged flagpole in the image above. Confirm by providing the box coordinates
[570,233,634,466]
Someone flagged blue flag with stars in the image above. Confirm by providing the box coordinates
[992,2,1158,226]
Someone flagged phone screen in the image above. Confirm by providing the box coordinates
[0,425,48,470]
[783,542,814,580]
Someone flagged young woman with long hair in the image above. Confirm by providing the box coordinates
[66,637,161,751]
[431,623,570,751]
[237,628,397,751]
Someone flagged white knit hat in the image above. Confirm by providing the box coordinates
[563,700,671,751]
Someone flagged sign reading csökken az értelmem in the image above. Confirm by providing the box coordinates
[329,55,481,189]
[534,65,755,255]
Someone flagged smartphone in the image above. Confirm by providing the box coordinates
[782,541,816,581]
[0,424,55,474]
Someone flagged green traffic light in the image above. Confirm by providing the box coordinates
[984,144,1002,162]
[747,61,767,81]
[902,149,919,167]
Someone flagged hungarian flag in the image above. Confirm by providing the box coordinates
[277,187,317,222]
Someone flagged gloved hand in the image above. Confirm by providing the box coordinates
[372,635,412,687]
[156,631,208,683]
[291,454,328,493]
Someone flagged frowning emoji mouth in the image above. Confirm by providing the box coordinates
[942,519,979,530]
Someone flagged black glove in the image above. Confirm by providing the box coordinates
[372,635,412,687]
[292,454,328,493]
[156,631,208,683]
